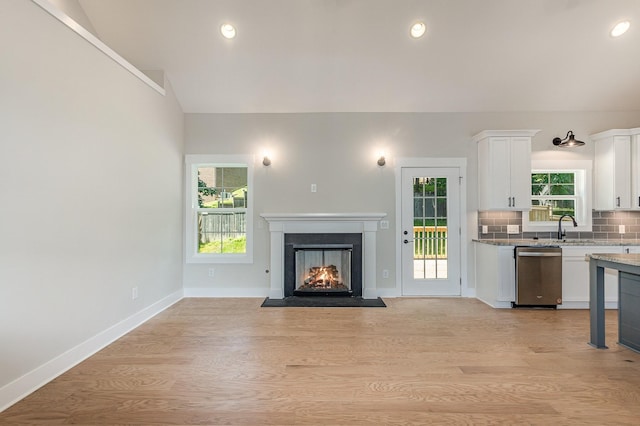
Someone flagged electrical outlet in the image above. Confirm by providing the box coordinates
[132,287,138,300]
[383,269,389,278]
[482,225,489,234]
[311,183,317,193]
[208,268,215,278]
[507,225,519,234]
[619,225,626,234]
[380,220,389,229]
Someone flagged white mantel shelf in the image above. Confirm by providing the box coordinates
[261,213,387,299]
[261,213,387,222]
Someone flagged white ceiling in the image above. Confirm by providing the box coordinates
[77,0,640,114]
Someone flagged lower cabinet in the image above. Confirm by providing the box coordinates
[475,243,515,308]
[475,243,634,309]
[561,246,621,309]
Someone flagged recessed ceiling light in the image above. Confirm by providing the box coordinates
[410,21,426,39]
[220,23,236,39]
[610,20,630,37]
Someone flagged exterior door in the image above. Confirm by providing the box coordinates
[401,167,461,296]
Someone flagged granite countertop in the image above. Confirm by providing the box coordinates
[589,253,640,267]
[473,239,640,247]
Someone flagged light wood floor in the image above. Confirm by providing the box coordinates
[2,298,640,425]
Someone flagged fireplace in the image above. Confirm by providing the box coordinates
[284,233,362,297]
[261,213,386,299]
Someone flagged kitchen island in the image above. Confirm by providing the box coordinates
[589,253,640,353]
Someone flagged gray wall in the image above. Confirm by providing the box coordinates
[0,1,184,390]
[183,112,640,294]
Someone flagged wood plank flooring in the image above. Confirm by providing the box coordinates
[2,298,640,425]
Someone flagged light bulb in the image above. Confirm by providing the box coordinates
[220,23,236,39]
[611,21,630,37]
[410,22,426,39]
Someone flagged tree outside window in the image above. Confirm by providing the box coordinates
[530,172,576,222]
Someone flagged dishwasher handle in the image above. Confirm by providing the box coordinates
[517,252,562,257]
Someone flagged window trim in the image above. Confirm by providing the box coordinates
[522,159,592,233]
[185,154,254,264]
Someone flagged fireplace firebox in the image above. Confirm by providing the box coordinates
[284,233,362,297]
[294,244,352,295]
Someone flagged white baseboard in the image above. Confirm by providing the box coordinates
[462,288,477,298]
[0,289,184,413]
[183,287,270,298]
[376,288,400,298]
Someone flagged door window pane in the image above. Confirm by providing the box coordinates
[413,176,448,280]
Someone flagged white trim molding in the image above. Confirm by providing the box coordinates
[30,0,166,95]
[261,213,387,299]
[394,158,469,297]
[0,290,183,412]
[184,287,270,298]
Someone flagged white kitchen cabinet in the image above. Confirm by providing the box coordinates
[475,242,515,308]
[561,246,622,309]
[473,130,540,211]
[592,128,640,210]
[475,242,631,310]
[633,131,640,209]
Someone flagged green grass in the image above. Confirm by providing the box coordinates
[198,236,246,254]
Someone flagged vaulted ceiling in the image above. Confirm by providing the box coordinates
[77,0,640,113]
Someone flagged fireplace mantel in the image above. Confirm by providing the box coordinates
[261,213,386,299]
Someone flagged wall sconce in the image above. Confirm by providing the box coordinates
[552,131,585,148]
[262,155,271,166]
[377,154,386,167]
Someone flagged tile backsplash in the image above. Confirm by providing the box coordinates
[477,210,640,240]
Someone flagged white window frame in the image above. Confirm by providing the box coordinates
[523,160,592,233]
[185,154,254,264]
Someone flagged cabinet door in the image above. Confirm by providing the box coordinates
[594,135,631,210]
[562,254,591,302]
[509,137,532,209]
[632,136,640,209]
[486,137,511,209]
[562,246,621,305]
[614,136,632,209]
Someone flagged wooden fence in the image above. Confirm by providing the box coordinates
[198,212,246,243]
[413,226,448,259]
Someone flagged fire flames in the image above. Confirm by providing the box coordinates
[299,264,347,290]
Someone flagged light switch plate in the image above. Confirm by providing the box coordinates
[507,225,519,234]
[482,225,489,234]
[619,225,626,234]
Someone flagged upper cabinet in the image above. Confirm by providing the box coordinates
[473,130,540,211]
[591,128,640,210]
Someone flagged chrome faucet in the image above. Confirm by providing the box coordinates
[557,214,578,240]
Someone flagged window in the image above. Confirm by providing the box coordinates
[522,160,592,233]
[185,155,253,263]
[530,172,576,221]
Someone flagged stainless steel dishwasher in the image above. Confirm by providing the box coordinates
[514,246,562,307]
